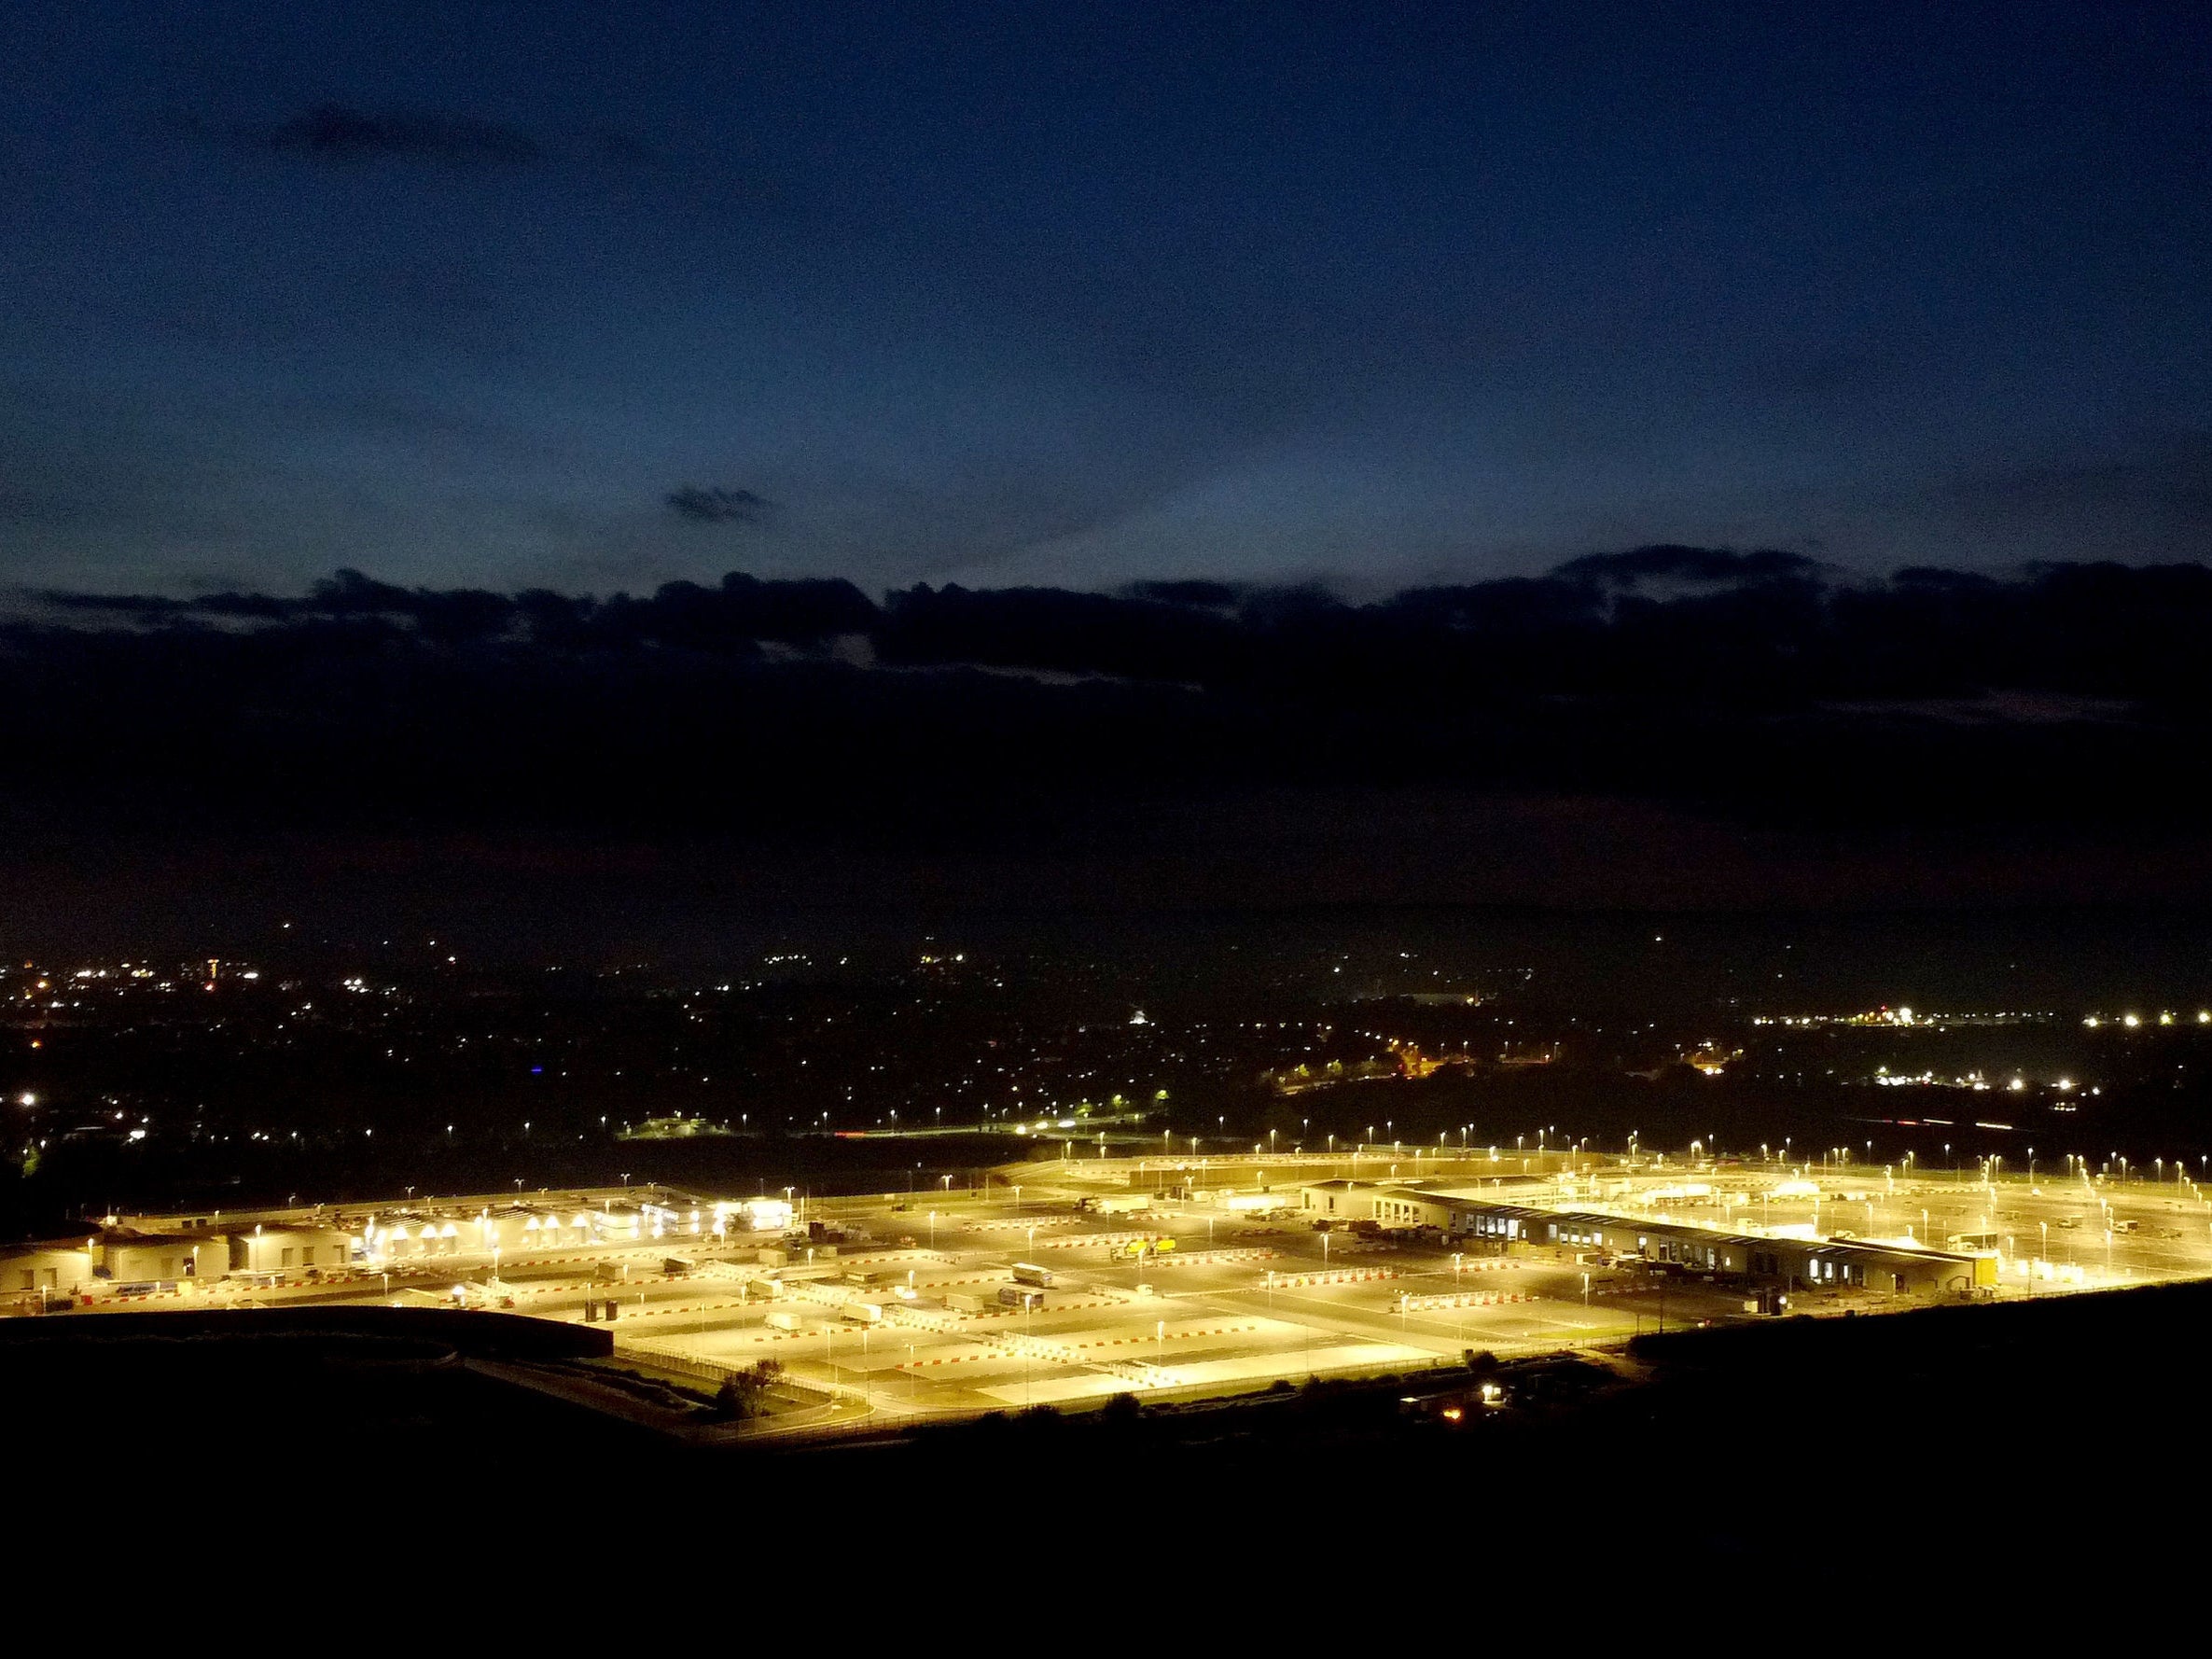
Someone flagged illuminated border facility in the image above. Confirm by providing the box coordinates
[1300,1180,1995,1298]
[2,1184,794,1307]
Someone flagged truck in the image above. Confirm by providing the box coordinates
[943,1292,984,1315]
[1010,1262,1055,1288]
[1089,1193,1154,1216]
[765,1310,801,1331]
[841,1301,885,1324]
[998,1285,1046,1310]
[1114,1236,1176,1259]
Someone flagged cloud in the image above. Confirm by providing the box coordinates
[666,486,772,524]
[5,555,2205,857]
[1937,434,2212,535]
[1554,545,1825,589]
[1124,580,1244,609]
[234,104,543,166]
[174,104,665,174]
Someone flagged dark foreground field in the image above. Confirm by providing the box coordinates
[7,1285,2207,1572]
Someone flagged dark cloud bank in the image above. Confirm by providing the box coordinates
[665,486,772,524]
[8,551,2212,927]
[171,102,652,170]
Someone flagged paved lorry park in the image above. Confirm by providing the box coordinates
[27,1149,2212,1429]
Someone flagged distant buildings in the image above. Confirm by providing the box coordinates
[2,1217,352,1304]
[1297,1179,1995,1297]
[0,1183,789,1310]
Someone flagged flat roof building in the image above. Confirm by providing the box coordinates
[1352,1186,1993,1297]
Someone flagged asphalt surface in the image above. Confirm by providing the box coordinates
[36,1152,2212,1432]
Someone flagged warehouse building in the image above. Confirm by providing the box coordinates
[1301,1181,1991,1297]
[1299,1178,1377,1221]
[4,1186,719,1304]
[3,1240,97,1301]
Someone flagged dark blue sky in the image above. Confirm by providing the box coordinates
[4,2,2205,596]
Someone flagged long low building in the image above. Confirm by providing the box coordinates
[1301,1180,1994,1297]
[4,1185,793,1307]
[4,1219,358,1303]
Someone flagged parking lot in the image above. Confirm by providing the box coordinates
[582,1185,1763,1417]
[41,1149,2212,1431]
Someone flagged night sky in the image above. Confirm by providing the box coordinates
[7,2,2205,598]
